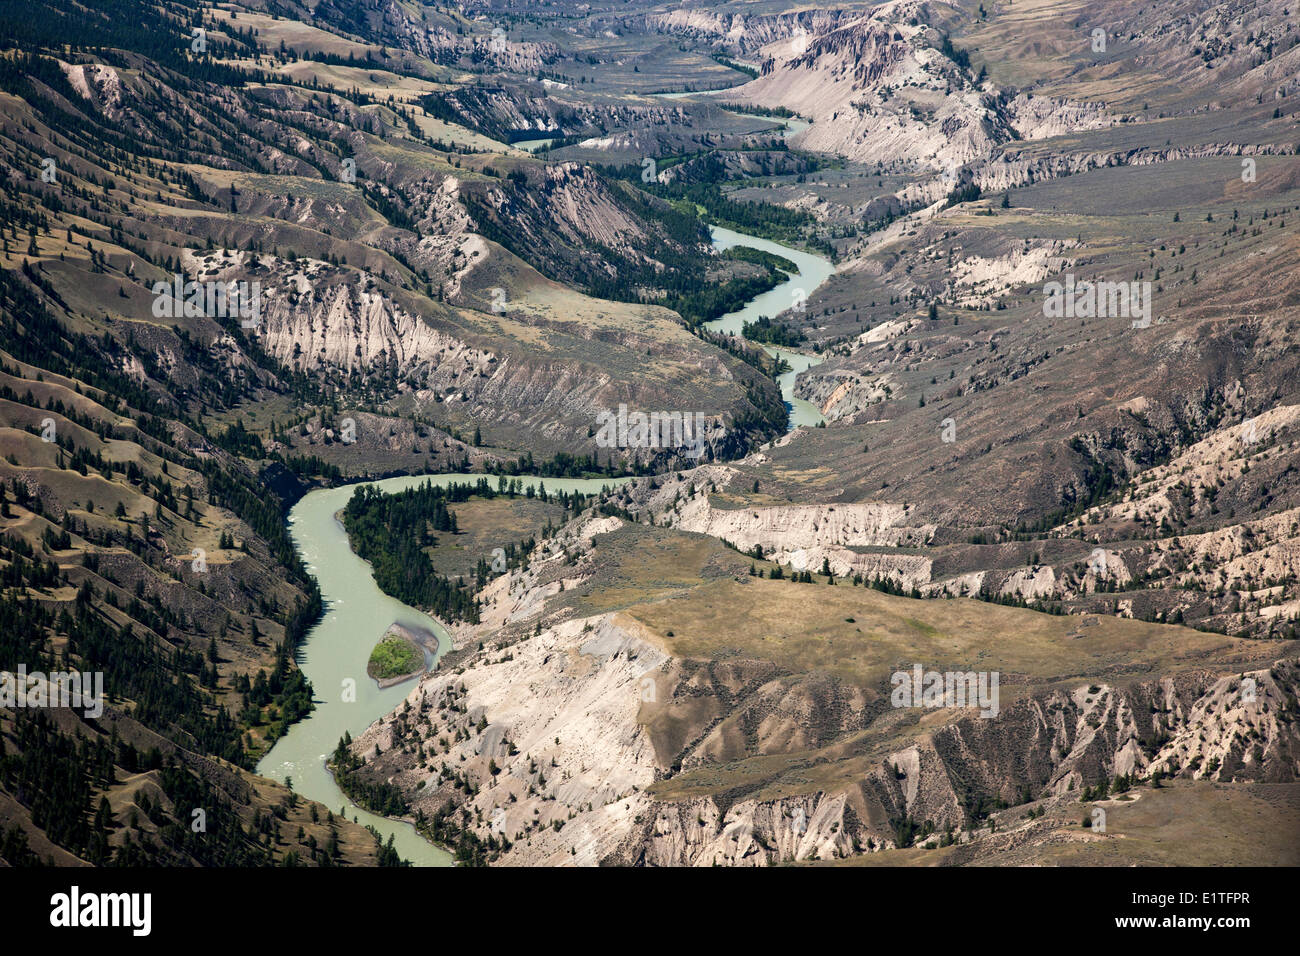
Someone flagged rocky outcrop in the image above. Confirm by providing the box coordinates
[620,792,857,866]
[341,496,1300,865]
[185,249,492,383]
[349,586,1300,864]
[640,8,856,57]
[654,491,936,584]
[350,608,668,866]
[725,16,1010,171]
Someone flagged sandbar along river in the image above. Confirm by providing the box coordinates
[258,474,628,866]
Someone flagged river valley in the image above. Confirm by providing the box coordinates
[257,220,833,865]
[258,474,627,866]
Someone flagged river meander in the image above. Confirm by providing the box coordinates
[257,175,834,866]
[705,226,835,428]
[257,474,628,866]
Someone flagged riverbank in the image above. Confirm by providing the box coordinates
[258,474,631,866]
[705,226,836,428]
[368,622,438,689]
[256,225,831,866]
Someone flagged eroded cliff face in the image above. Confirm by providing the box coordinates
[625,659,1298,865]
[174,248,774,461]
[310,0,559,72]
[352,609,668,867]
[622,792,857,866]
[727,15,1009,171]
[671,0,1298,246]
[641,7,855,55]
[591,393,1300,635]
[972,140,1298,199]
[342,505,1300,866]
[669,495,934,550]
[908,406,1300,630]
[460,160,703,290]
[184,249,492,384]
[662,491,936,585]
[479,162,651,257]
[603,466,935,586]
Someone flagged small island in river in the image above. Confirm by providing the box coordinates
[366,623,437,688]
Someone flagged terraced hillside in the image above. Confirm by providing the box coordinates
[0,0,786,864]
[1,0,1296,871]
[334,499,1299,865]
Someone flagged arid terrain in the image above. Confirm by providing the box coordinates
[0,0,1296,871]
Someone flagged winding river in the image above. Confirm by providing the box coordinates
[257,474,628,867]
[653,89,834,427]
[258,101,834,865]
[706,226,834,428]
